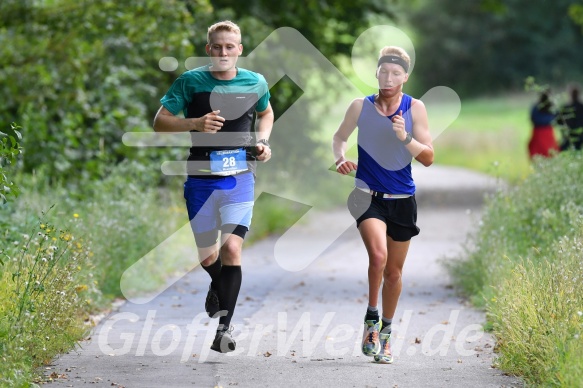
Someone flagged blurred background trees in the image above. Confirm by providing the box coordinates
[2,0,583,187]
[0,0,398,188]
[410,0,583,97]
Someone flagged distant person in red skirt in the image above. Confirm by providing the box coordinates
[528,90,559,158]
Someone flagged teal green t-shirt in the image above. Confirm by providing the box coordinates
[161,64,270,116]
[160,64,271,174]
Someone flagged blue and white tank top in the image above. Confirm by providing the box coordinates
[355,94,415,197]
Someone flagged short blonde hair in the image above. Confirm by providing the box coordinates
[207,20,241,44]
[379,46,410,68]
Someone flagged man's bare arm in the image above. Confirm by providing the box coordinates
[153,106,225,133]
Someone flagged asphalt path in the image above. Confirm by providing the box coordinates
[44,165,523,388]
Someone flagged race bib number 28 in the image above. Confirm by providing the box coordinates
[209,148,248,176]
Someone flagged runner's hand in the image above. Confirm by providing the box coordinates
[391,110,407,141]
[255,144,272,162]
[197,110,225,133]
[335,157,357,175]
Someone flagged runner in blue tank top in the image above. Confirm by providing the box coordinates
[332,46,434,364]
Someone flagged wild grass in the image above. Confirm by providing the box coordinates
[10,161,188,299]
[446,150,583,385]
[489,236,583,386]
[0,214,96,386]
[0,160,186,384]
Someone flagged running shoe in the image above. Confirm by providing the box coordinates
[205,284,220,318]
[210,326,236,353]
[374,332,393,364]
[361,319,381,356]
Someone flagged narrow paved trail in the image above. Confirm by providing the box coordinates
[45,165,522,388]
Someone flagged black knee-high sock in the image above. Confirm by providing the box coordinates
[217,265,242,329]
[202,255,222,288]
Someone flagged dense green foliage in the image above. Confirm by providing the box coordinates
[210,0,396,56]
[0,0,204,184]
[0,123,22,203]
[410,0,583,97]
[447,151,583,385]
[0,0,397,189]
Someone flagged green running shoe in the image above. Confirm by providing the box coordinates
[374,332,393,364]
[361,319,381,356]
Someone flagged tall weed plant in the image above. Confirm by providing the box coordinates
[1,160,186,385]
[0,215,96,386]
[447,150,583,386]
[489,231,583,386]
[12,160,187,299]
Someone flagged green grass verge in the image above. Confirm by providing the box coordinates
[446,151,583,386]
[0,161,186,385]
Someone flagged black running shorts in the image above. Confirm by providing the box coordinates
[347,188,420,242]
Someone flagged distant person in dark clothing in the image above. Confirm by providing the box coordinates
[558,86,583,151]
[528,90,559,159]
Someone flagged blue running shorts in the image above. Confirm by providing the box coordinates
[184,172,255,246]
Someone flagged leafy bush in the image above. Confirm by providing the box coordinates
[0,122,22,203]
[0,0,202,183]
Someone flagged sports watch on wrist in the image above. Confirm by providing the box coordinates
[401,132,412,145]
[256,139,270,147]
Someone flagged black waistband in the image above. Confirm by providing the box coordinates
[188,146,261,161]
[187,170,253,179]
